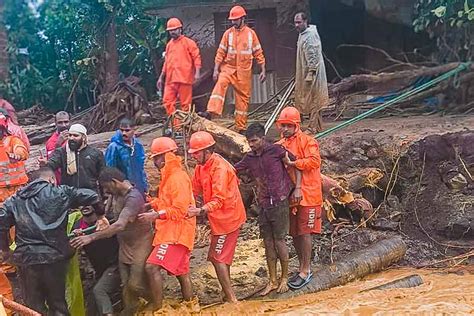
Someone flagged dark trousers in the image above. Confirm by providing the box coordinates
[93,265,121,315]
[19,260,69,316]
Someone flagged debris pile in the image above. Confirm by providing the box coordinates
[86,76,151,133]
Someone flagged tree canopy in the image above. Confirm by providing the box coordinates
[413,0,474,61]
[0,0,167,112]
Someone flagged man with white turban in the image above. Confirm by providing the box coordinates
[45,124,105,192]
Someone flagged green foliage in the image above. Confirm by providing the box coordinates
[413,0,474,61]
[0,0,167,112]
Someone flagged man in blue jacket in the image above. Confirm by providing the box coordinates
[105,118,148,195]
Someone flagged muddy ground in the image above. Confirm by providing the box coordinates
[21,114,474,311]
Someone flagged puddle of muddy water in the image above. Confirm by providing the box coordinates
[140,266,474,315]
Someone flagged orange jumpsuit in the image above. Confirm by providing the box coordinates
[149,152,196,250]
[277,129,322,207]
[0,135,28,305]
[162,35,201,115]
[192,153,246,235]
[0,135,29,202]
[207,25,265,131]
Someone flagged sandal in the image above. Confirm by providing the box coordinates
[288,271,313,290]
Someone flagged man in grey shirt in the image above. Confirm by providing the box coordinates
[71,167,153,316]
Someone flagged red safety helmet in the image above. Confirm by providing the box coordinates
[228,5,246,20]
[166,17,183,31]
[276,107,301,125]
[150,137,178,157]
[188,131,216,153]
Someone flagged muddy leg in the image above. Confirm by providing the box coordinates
[274,239,289,293]
[299,234,312,278]
[176,273,193,301]
[212,261,237,303]
[293,235,303,273]
[145,264,163,311]
[260,238,278,296]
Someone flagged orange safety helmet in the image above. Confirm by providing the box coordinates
[228,5,246,20]
[166,17,183,31]
[276,107,301,125]
[150,137,178,158]
[188,131,216,153]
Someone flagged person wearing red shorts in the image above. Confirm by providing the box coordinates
[138,137,196,311]
[276,107,323,290]
[187,131,246,303]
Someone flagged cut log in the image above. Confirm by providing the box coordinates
[334,168,386,192]
[174,112,250,162]
[268,237,406,299]
[361,274,423,292]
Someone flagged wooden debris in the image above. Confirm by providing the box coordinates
[86,76,151,133]
[328,62,467,96]
[269,237,407,299]
[17,105,53,126]
[335,168,386,192]
[194,224,212,248]
[361,274,423,292]
[174,112,250,162]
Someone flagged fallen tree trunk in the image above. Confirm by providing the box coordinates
[328,62,470,96]
[361,274,423,292]
[175,112,250,162]
[268,237,406,299]
[24,124,56,146]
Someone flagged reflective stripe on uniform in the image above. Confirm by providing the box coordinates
[240,31,253,55]
[227,32,237,54]
[219,44,227,51]
[210,95,225,102]
[0,166,25,173]
[252,44,262,52]
[234,110,248,116]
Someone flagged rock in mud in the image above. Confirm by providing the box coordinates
[255,267,267,278]
[366,147,381,160]
[372,218,400,231]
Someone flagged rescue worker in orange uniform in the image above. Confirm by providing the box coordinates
[0,112,28,202]
[157,18,201,119]
[276,107,322,290]
[0,111,28,311]
[138,137,196,311]
[201,5,266,133]
[187,131,246,303]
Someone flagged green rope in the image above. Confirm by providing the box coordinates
[316,62,471,139]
